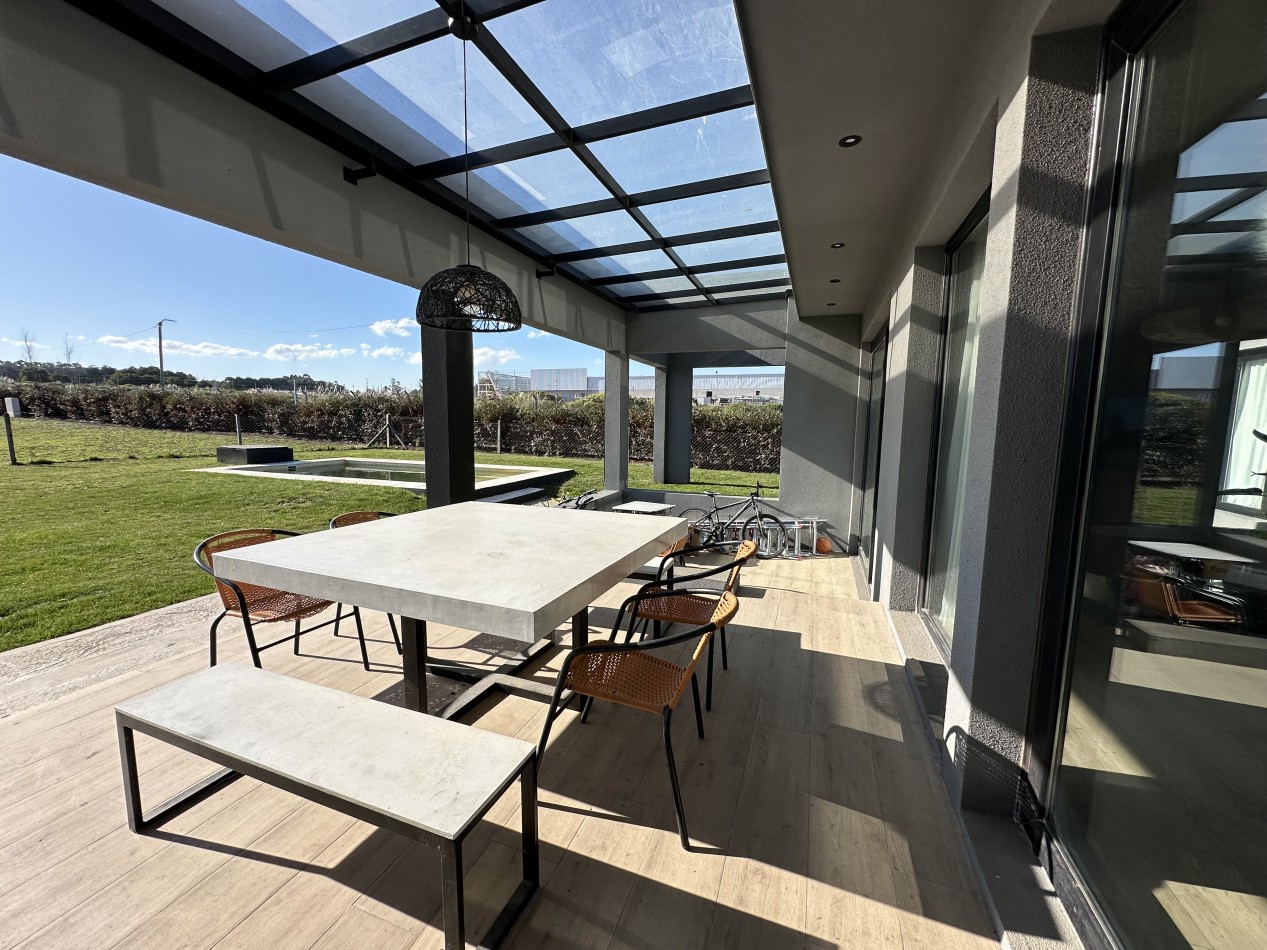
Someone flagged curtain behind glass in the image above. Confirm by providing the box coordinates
[924,219,988,643]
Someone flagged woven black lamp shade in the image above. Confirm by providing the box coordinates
[416,264,522,332]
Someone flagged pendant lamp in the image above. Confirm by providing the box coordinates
[416,5,522,332]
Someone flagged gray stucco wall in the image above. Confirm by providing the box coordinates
[0,0,626,352]
[942,27,1101,813]
[652,357,693,485]
[778,296,862,548]
[875,247,943,611]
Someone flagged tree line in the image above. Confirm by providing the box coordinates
[0,360,338,391]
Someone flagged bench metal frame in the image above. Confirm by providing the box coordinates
[116,712,539,950]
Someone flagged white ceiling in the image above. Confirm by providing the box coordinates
[735,0,1119,319]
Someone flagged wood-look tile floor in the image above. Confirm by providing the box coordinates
[0,554,999,949]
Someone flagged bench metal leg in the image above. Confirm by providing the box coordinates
[440,839,465,950]
[116,716,239,833]
[482,756,540,949]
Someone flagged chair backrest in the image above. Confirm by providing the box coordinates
[193,529,297,612]
[330,510,395,530]
[658,534,689,558]
[677,591,741,686]
[723,539,758,592]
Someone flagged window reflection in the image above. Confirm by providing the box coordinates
[1053,3,1267,947]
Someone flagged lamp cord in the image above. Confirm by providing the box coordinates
[461,0,471,266]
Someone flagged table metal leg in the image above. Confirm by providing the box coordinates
[572,607,589,647]
[400,616,427,713]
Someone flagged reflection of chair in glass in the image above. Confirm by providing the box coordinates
[1126,566,1244,627]
[194,529,362,668]
[537,590,739,850]
[329,511,403,659]
[628,539,756,710]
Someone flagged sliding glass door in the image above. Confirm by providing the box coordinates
[1050,2,1267,946]
[923,212,988,647]
[860,330,888,579]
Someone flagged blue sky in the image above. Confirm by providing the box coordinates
[0,153,621,388]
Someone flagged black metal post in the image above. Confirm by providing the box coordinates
[421,326,476,507]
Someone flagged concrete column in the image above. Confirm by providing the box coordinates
[653,356,692,485]
[778,295,862,548]
[942,28,1100,813]
[603,350,629,492]
[875,247,944,610]
[421,326,475,508]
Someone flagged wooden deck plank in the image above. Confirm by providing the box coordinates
[0,555,1003,950]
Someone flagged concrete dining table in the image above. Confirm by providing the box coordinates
[213,501,687,717]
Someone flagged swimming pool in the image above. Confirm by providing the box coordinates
[200,457,571,496]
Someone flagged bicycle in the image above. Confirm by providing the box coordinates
[676,482,788,559]
[539,488,598,510]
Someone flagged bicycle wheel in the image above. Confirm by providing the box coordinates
[676,508,712,545]
[742,513,788,559]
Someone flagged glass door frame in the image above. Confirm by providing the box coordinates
[917,189,992,659]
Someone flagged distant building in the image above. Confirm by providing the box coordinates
[1150,355,1220,399]
[587,372,784,404]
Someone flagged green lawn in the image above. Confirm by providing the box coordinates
[0,418,777,651]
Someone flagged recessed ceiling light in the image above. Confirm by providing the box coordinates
[829,278,841,283]
[830,242,844,248]
[839,135,862,148]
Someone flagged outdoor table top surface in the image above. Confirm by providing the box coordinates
[214,501,686,642]
[1128,539,1256,563]
[612,501,676,514]
[116,664,534,840]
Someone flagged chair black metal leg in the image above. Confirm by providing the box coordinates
[662,707,691,850]
[242,617,263,669]
[292,618,301,655]
[720,626,729,670]
[352,607,370,671]
[691,674,705,739]
[706,638,715,712]
[332,604,343,638]
[208,611,227,667]
[580,696,595,723]
[387,614,402,654]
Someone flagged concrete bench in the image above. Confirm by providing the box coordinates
[115,664,538,950]
[215,444,293,464]
[475,486,547,505]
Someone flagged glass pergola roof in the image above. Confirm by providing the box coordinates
[85,0,789,313]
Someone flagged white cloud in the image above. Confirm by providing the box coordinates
[73,335,88,341]
[369,318,416,338]
[525,329,546,339]
[262,343,356,361]
[472,347,521,368]
[96,335,258,358]
[1,337,51,349]
[592,357,604,366]
[368,346,405,359]
[407,352,422,366]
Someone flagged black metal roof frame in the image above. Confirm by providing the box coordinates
[64,0,791,314]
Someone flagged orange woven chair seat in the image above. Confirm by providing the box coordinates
[565,642,691,714]
[223,584,331,623]
[633,590,720,625]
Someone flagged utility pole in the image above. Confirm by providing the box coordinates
[156,319,177,388]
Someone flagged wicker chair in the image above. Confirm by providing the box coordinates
[630,539,757,710]
[537,589,740,850]
[193,529,365,668]
[329,511,403,656]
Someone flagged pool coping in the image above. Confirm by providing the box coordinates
[194,456,573,497]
